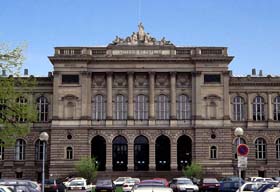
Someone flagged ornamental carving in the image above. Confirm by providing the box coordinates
[177,73,191,87]
[156,73,169,87]
[113,73,127,87]
[92,73,106,87]
[111,23,173,46]
[135,73,148,87]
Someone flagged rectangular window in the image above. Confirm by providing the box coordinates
[204,74,221,83]
[16,172,23,179]
[62,75,79,84]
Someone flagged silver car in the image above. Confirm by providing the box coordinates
[169,178,199,192]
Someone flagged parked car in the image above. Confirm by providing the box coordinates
[44,179,66,192]
[236,182,265,192]
[113,177,131,187]
[220,177,244,192]
[198,178,220,192]
[153,178,169,187]
[0,180,40,192]
[0,185,14,192]
[63,177,85,188]
[169,177,199,192]
[68,178,90,192]
[95,179,116,192]
[256,183,275,192]
[131,180,173,192]
[122,178,140,192]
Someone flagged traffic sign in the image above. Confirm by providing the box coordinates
[238,156,248,169]
[237,144,249,156]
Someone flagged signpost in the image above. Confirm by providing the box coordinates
[237,144,249,169]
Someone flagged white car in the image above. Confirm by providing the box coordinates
[169,178,199,192]
[0,186,13,192]
[113,177,132,186]
[236,182,265,192]
[131,180,173,192]
[122,178,141,192]
[68,179,91,192]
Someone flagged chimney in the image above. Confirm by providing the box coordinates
[48,72,53,77]
[252,68,256,76]
[24,69,28,76]
[259,70,263,77]
[2,70,7,76]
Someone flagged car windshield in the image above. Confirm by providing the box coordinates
[204,179,218,183]
[96,180,112,186]
[70,181,85,186]
[177,180,193,185]
[137,184,165,188]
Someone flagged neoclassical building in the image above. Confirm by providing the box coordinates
[1,24,280,180]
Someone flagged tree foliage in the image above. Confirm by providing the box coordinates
[75,156,98,184]
[183,162,203,179]
[0,43,37,146]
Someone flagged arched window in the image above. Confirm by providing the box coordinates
[156,95,169,120]
[15,139,26,160]
[274,96,280,121]
[37,96,48,122]
[276,138,280,159]
[233,96,245,121]
[66,146,73,160]
[255,138,266,160]
[135,95,148,120]
[210,146,217,159]
[16,97,27,122]
[177,95,191,120]
[114,95,127,120]
[0,140,4,160]
[35,140,44,160]
[253,96,265,121]
[93,95,106,120]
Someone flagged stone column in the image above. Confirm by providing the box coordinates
[149,141,156,170]
[170,141,177,170]
[170,72,177,119]
[128,72,134,119]
[106,141,112,170]
[192,71,202,119]
[268,93,272,120]
[81,72,91,120]
[247,93,252,120]
[52,71,60,119]
[223,71,230,120]
[127,142,134,170]
[149,72,155,120]
[106,72,113,119]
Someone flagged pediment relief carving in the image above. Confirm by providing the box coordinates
[113,73,127,87]
[156,73,169,87]
[61,94,79,101]
[92,73,106,87]
[177,73,191,87]
[135,73,148,87]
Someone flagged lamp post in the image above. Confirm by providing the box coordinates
[234,127,244,192]
[39,132,49,192]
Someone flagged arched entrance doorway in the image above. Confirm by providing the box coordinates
[91,135,106,171]
[134,135,149,171]
[177,135,192,170]
[112,135,128,171]
[156,135,170,171]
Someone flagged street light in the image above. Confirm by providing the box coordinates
[234,127,244,192]
[39,132,49,192]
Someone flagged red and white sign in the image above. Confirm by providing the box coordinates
[237,144,249,156]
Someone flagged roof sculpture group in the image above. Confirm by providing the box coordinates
[112,23,172,46]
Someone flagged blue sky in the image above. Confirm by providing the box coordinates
[1,0,279,76]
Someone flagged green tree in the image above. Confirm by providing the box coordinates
[75,156,98,184]
[183,162,203,179]
[0,43,37,146]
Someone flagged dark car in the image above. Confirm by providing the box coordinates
[44,179,66,192]
[0,179,40,192]
[219,176,244,192]
[95,179,116,192]
[198,178,220,192]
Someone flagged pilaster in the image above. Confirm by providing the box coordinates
[128,72,134,120]
[170,72,176,119]
[149,72,155,120]
[106,72,113,119]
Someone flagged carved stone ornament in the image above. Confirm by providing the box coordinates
[135,73,148,87]
[111,22,173,46]
[113,73,127,87]
[156,73,169,87]
[92,73,106,87]
[177,73,191,87]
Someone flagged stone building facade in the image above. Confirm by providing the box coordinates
[1,25,280,180]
